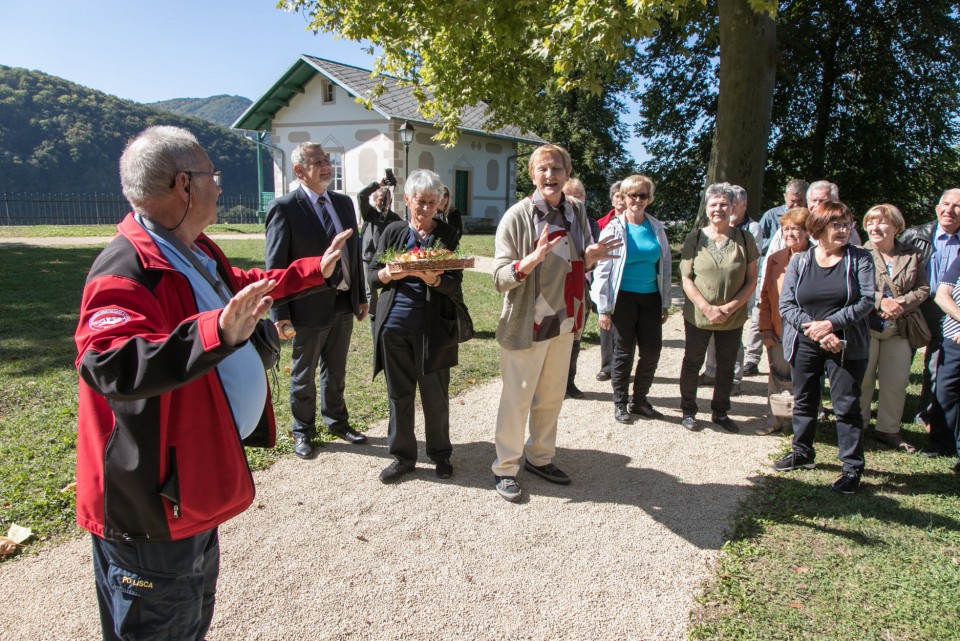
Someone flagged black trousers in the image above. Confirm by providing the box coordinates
[930,337,960,456]
[680,320,741,417]
[611,291,663,406]
[917,300,945,423]
[567,303,591,386]
[598,325,614,376]
[381,329,452,465]
[790,337,867,472]
[289,296,354,437]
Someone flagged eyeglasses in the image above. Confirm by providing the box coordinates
[829,221,854,231]
[187,170,223,187]
[171,170,222,188]
[626,192,650,200]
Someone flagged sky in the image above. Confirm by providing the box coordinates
[1,0,646,163]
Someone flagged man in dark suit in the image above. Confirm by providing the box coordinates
[266,142,369,458]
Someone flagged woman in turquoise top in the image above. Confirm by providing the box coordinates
[591,175,672,424]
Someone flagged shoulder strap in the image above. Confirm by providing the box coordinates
[140,216,232,306]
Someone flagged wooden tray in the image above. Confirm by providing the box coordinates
[387,257,476,273]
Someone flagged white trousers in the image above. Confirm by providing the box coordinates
[492,332,574,477]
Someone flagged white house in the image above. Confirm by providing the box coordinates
[232,55,544,228]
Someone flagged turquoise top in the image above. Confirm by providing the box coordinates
[620,218,660,294]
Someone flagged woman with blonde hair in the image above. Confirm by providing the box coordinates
[591,174,672,423]
[859,203,928,452]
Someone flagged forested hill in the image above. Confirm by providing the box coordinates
[0,66,262,197]
[148,95,252,129]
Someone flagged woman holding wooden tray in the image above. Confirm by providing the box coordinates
[368,169,464,484]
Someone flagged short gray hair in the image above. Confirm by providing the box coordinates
[730,184,747,205]
[786,178,809,195]
[404,169,444,199]
[291,142,325,171]
[609,181,622,200]
[807,180,839,201]
[705,182,734,205]
[119,126,205,207]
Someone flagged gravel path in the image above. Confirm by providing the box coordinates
[0,305,780,640]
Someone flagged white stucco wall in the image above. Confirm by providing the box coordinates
[269,74,522,224]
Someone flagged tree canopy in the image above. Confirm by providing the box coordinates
[634,0,960,225]
[283,0,775,143]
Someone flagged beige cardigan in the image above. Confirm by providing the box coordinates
[492,196,591,350]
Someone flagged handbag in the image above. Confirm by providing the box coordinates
[452,293,474,343]
[879,271,931,350]
[901,309,932,350]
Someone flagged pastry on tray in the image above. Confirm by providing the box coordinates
[386,247,476,273]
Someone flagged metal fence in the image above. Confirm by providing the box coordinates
[0,192,271,226]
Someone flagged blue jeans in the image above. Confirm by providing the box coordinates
[92,528,219,641]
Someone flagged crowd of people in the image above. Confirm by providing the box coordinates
[74,131,960,639]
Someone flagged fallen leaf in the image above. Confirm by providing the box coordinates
[60,482,77,493]
[467,378,476,384]
[7,523,32,544]
[789,602,804,609]
[457,399,465,405]
[356,534,368,542]
[284,366,291,374]
[793,566,811,574]
[0,537,20,558]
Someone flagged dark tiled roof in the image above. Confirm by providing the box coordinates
[233,55,544,145]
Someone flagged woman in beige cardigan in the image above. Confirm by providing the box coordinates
[859,204,929,452]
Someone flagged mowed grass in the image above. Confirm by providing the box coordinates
[0,223,266,237]
[0,234,506,548]
[690,355,960,640]
[3,230,959,640]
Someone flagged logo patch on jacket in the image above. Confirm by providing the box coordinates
[89,308,131,331]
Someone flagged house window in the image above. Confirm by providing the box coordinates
[322,81,335,104]
[328,151,344,191]
[455,170,470,215]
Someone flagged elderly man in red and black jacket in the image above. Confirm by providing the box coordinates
[75,126,349,641]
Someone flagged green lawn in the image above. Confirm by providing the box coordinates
[0,234,507,546]
[690,357,960,640]
[2,233,958,640]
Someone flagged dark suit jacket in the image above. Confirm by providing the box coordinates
[367,220,462,378]
[265,186,367,327]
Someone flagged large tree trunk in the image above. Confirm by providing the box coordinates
[700,0,778,224]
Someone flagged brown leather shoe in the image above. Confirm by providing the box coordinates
[875,431,916,453]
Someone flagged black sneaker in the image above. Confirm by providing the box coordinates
[773,451,816,472]
[830,469,862,494]
[614,404,633,424]
[435,459,453,479]
[697,373,715,386]
[681,415,699,431]
[379,460,415,484]
[712,415,740,433]
[630,400,664,419]
[742,362,760,377]
[495,476,522,502]
[523,459,572,485]
[596,371,611,382]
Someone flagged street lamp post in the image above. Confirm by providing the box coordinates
[399,120,415,220]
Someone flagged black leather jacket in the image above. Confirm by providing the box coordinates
[899,220,936,270]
